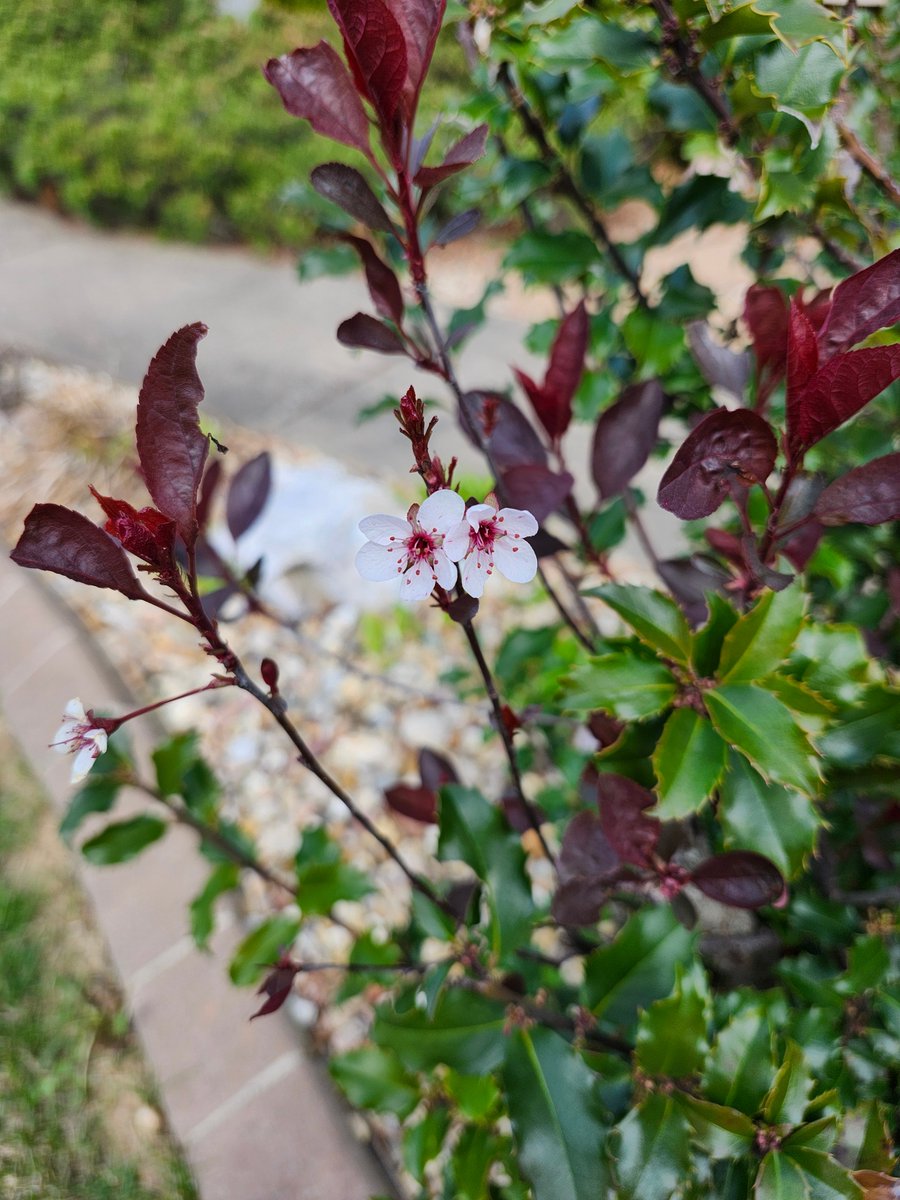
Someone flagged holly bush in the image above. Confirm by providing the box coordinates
[11,1,899,1198]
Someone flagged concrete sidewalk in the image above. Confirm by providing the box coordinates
[0,199,539,475]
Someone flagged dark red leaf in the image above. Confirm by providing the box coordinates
[587,712,624,749]
[597,773,660,869]
[689,851,784,909]
[500,465,573,523]
[515,301,588,445]
[11,504,151,601]
[501,790,547,835]
[89,488,177,566]
[341,235,404,323]
[227,452,272,542]
[264,45,373,159]
[818,249,900,359]
[459,391,547,469]
[788,345,900,451]
[705,528,745,567]
[786,301,819,437]
[687,322,750,401]
[433,208,481,247]
[250,956,299,1021]
[418,748,458,792]
[310,163,393,232]
[415,124,489,188]
[327,0,407,124]
[384,783,438,823]
[135,323,209,546]
[781,521,823,572]
[553,811,621,924]
[196,459,223,533]
[657,555,730,627]
[814,453,900,526]
[391,0,445,109]
[592,380,665,498]
[743,284,788,378]
[337,312,406,354]
[800,288,832,333]
[657,408,778,520]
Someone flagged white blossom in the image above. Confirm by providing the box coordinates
[355,489,465,602]
[51,698,108,783]
[443,498,538,598]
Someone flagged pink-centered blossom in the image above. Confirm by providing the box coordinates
[356,489,465,602]
[51,698,108,783]
[443,497,538,599]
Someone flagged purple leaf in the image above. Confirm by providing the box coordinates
[310,163,393,232]
[419,747,458,792]
[530,528,570,558]
[689,851,784,909]
[264,44,373,159]
[786,302,819,436]
[341,235,404,323]
[227,452,272,542]
[196,459,223,533]
[552,810,621,924]
[11,504,151,600]
[384,783,438,823]
[657,408,778,520]
[788,344,900,452]
[433,208,481,248]
[415,124,489,188]
[588,712,625,749]
[501,790,548,835]
[597,773,659,869]
[814,453,900,526]
[327,0,408,125]
[391,0,446,110]
[515,301,588,445]
[250,957,299,1020]
[818,249,900,359]
[337,312,406,354]
[500,465,573,523]
[135,323,209,546]
[743,284,788,381]
[687,323,750,402]
[592,380,664,498]
[657,555,730,627]
[459,391,547,469]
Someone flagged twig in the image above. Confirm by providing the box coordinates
[835,113,900,208]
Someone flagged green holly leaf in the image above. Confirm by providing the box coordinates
[190,861,240,949]
[653,707,727,818]
[819,688,900,768]
[784,1148,863,1199]
[586,584,692,664]
[719,753,821,877]
[438,786,534,963]
[294,825,373,915]
[763,675,835,730]
[59,736,130,840]
[692,593,740,678]
[851,1100,895,1171]
[792,625,871,703]
[584,906,696,1024]
[675,1093,756,1159]
[403,1107,451,1180]
[753,41,846,118]
[763,1041,813,1126]
[622,308,686,377]
[374,987,507,1074]
[718,586,806,684]
[503,229,598,285]
[445,1070,501,1123]
[636,963,710,1078]
[754,1151,808,1200]
[704,1007,775,1115]
[613,1092,692,1200]
[706,684,820,793]
[839,936,891,998]
[330,1046,419,1118]
[566,655,677,720]
[80,814,167,865]
[229,914,301,986]
[503,1027,609,1200]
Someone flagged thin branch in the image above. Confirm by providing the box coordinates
[835,113,900,208]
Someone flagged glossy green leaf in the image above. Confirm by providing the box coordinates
[566,655,677,721]
[763,1041,812,1126]
[294,825,372,915]
[755,1151,808,1200]
[448,1125,499,1200]
[840,936,890,997]
[59,738,129,841]
[503,1027,608,1200]
[586,584,692,663]
[80,814,166,865]
[675,1093,756,1159]
[636,963,710,1078]
[704,1007,775,1115]
[438,786,534,962]
[613,1093,691,1200]
[653,707,727,819]
[786,1148,863,1199]
[374,988,506,1074]
[692,594,740,678]
[584,906,695,1024]
[754,41,846,118]
[706,684,820,793]
[719,754,821,877]
[228,914,301,987]
[852,1100,895,1171]
[783,1116,839,1153]
[792,625,871,703]
[763,675,835,727]
[819,688,900,768]
[622,308,686,376]
[531,17,655,73]
[445,1070,501,1123]
[330,1046,419,1118]
[718,586,806,684]
[503,229,598,285]
[189,861,239,949]
[403,1107,451,1179]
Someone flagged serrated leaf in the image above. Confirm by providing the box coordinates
[692,593,740,678]
[718,586,806,683]
[675,1093,756,1159]
[566,655,677,721]
[788,1148,864,1200]
[374,987,506,1074]
[754,41,846,118]
[613,1092,691,1200]
[706,684,820,793]
[445,1070,501,1123]
[503,1027,608,1200]
[705,1007,775,1115]
[636,963,710,1078]
[587,584,692,664]
[80,815,167,865]
[755,1151,809,1200]
[763,1041,812,1126]
[190,862,240,949]
[330,1046,419,1118]
[403,1107,451,1179]
[719,754,821,877]
[653,707,727,818]
[584,907,695,1024]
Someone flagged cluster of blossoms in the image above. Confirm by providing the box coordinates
[355,489,539,601]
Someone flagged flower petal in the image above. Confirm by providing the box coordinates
[460,552,490,598]
[356,540,402,582]
[493,536,538,584]
[400,563,437,601]
[418,489,465,534]
[51,725,77,752]
[64,698,88,721]
[432,548,458,589]
[442,522,471,562]
[466,504,496,530]
[358,514,411,545]
[71,742,100,783]
[497,507,539,537]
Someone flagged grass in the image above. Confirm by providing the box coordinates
[0,718,197,1200]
